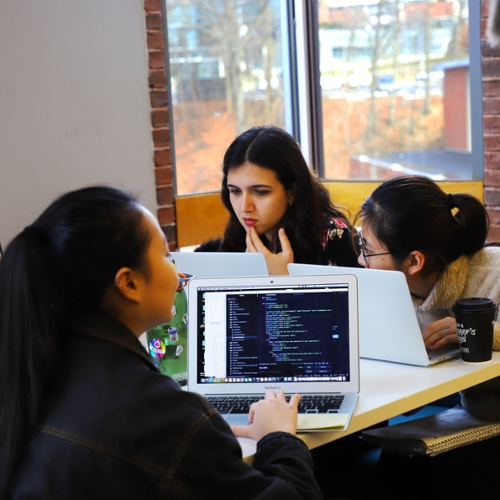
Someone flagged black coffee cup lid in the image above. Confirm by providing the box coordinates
[453,298,496,312]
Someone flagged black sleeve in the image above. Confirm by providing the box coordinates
[194,238,222,252]
[176,411,322,500]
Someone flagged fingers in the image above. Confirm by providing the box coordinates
[423,317,459,349]
[277,228,294,260]
[245,229,258,253]
[231,390,301,439]
[231,424,252,438]
[247,228,269,254]
[288,393,301,408]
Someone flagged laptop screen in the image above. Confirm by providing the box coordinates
[194,282,352,385]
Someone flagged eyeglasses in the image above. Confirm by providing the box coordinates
[359,232,391,264]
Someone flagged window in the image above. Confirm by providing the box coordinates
[165,0,482,195]
[165,0,294,194]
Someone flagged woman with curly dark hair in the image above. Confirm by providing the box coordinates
[198,125,359,275]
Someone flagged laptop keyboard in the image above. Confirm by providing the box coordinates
[205,394,344,415]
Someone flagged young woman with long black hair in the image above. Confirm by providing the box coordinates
[0,186,320,499]
[198,126,359,274]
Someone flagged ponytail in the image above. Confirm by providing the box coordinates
[0,230,65,491]
[357,176,489,278]
[451,192,489,255]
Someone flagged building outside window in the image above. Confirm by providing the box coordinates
[164,0,481,195]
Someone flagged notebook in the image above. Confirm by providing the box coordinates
[360,405,500,457]
[171,251,268,277]
[187,274,360,431]
[288,264,460,366]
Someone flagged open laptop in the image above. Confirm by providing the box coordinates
[288,264,460,367]
[187,274,360,431]
[171,252,268,277]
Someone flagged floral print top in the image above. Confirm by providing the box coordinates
[319,216,360,267]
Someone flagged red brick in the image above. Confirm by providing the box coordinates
[146,13,163,30]
[152,108,169,127]
[157,205,175,225]
[155,166,173,185]
[156,186,173,205]
[144,0,162,12]
[487,224,500,244]
[484,187,500,205]
[483,58,500,77]
[148,50,166,69]
[484,116,500,133]
[482,79,500,97]
[154,150,173,169]
[485,168,500,186]
[152,127,171,146]
[150,90,168,107]
[482,41,500,57]
[486,208,500,225]
[161,224,177,249]
[483,98,500,115]
[484,152,500,170]
[484,134,500,150]
[147,31,164,50]
[149,69,167,88]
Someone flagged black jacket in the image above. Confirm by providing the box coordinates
[10,311,321,499]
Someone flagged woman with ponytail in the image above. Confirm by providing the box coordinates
[0,186,320,499]
[351,175,500,499]
[355,175,498,361]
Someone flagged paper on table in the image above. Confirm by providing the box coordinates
[297,413,348,431]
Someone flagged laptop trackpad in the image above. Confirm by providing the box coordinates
[223,414,250,426]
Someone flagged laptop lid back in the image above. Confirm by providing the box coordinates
[288,264,433,366]
[171,252,268,277]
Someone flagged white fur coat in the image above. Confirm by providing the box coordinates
[412,246,500,350]
[412,247,500,419]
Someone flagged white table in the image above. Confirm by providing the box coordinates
[238,352,500,461]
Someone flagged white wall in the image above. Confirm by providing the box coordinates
[0,0,156,247]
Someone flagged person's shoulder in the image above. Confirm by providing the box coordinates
[321,215,351,244]
[472,246,500,266]
[324,214,350,230]
[195,238,222,252]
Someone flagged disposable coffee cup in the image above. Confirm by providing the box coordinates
[452,298,496,363]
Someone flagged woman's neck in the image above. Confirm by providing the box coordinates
[409,270,441,301]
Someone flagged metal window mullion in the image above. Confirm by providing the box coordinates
[293,0,324,176]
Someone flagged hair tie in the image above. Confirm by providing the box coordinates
[447,193,456,210]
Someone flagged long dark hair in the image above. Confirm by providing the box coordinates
[220,125,352,264]
[356,175,489,277]
[0,186,150,493]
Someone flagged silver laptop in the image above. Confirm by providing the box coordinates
[288,264,460,367]
[171,252,268,277]
[187,274,360,432]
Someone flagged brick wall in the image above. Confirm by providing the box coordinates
[147,0,500,246]
[144,0,176,249]
[483,0,500,242]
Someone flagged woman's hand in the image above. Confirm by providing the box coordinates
[422,316,459,349]
[231,390,300,441]
[246,227,293,275]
